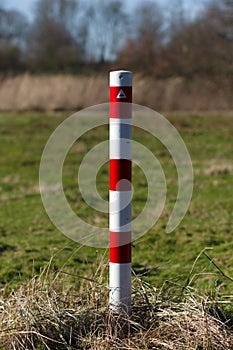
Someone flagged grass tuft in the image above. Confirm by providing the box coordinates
[1,263,232,350]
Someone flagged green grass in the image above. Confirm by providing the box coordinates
[0,112,232,301]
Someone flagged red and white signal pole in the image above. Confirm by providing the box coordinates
[109,70,132,313]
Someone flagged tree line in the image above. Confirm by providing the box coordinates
[0,0,232,77]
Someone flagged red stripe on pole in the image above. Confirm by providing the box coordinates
[110,231,131,263]
[110,87,132,103]
[110,159,132,191]
[110,102,132,119]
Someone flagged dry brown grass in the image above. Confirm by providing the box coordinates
[1,262,232,350]
[204,159,233,176]
[1,74,233,112]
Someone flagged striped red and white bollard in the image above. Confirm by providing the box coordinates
[109,70,132,313]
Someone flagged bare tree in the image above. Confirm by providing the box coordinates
[0,8,28,46]
[27,0,87,71]
[117,1,164,74]
[167,0,185,36]
[133,0,163,42]
[34,0,79,34]
[203,0,233,42]
[0,7,28,71]
[85,0,128,63]
[159,0,233,77]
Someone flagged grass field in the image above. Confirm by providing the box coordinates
[0,111,232,298]
[1,111,233,349]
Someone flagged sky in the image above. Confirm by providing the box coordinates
[2,0,205,20]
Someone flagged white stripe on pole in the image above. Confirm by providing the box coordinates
[109,262,131,307]
[110,119,132,159]
[109,190,132,232]
[109,70,132,87]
